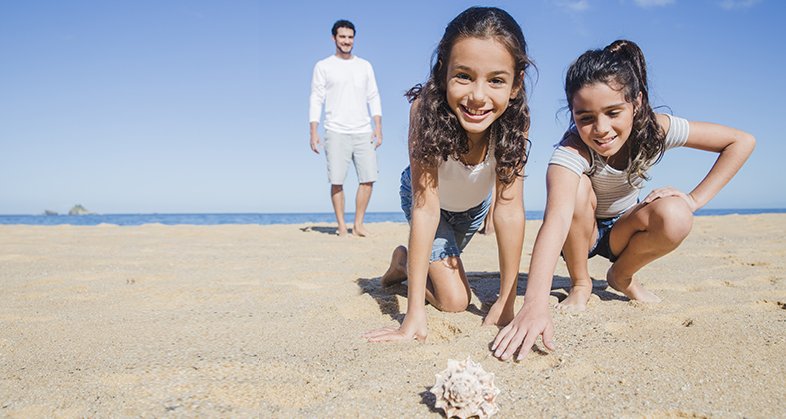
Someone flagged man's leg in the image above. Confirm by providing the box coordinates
[353,182,373,237]
[331,184,348,236]
[324,130,352,236]
[352,132,378,237]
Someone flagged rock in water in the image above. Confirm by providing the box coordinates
[68,204,93,215]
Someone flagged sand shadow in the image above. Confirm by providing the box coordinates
[300,225,367,236]
[355,271,588,323]
[548,277,628,303]
[356,277,406,323]
[359,271,621,321]
[299,226,339,235]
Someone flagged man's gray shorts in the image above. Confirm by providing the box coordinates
[324,130,378,185]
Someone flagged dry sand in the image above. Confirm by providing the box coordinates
[1,214,785,417]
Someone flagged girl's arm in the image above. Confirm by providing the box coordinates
[643,115,756,210]
[364,101,440,342]
[482,172,524,326]
[492,164,582,360]
[398,160,441,337]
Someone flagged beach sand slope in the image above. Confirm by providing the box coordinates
[1,214,784,417]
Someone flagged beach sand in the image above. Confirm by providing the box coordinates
[1,214,784,417]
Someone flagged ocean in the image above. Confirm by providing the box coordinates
[0,209,784,226]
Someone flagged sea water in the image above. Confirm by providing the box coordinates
[0,209,784,226]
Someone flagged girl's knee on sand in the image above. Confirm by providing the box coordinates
[433,291,470,312]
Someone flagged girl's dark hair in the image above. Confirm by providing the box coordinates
[565,39,664,184]
[405,7,532,185]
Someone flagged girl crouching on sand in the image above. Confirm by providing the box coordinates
[363,6,532,342]
[492,39,755,360]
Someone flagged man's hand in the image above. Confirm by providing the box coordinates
[373,127,383,149]
[310,133,321,154]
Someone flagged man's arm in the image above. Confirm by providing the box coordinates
[372,115,382,149]
[367,62,382,149]
[309,62,326,154]
[309,121,321,154]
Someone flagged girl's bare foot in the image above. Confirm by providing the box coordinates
[381,246,408,286]
[337,226,349,237]
[556,281,593,312]
[607,266,661,303]
[482,300,513,326]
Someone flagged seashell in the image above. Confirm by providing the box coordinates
[430,356,500,418]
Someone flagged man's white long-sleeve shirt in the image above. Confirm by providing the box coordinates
[309,55,382,134]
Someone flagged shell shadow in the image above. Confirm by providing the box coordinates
[418,386,441,414]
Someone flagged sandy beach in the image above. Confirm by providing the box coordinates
[1,214,784,417]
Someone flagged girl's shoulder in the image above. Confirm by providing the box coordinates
[407,99,422,143]
[409,97,422,115]
[655,113,690,149]
[655,113,672,133]
[548,130,593,176]
[556,130,591,162]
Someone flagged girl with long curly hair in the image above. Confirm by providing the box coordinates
[363,6,532,342]
[492,39,755,361]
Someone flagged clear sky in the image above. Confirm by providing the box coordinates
[1,0,782,215]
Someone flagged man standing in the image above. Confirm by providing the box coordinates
[309,19,382,237]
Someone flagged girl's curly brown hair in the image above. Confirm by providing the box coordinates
[405,7,532,185]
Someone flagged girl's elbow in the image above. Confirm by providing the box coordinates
[724,130,755,161]
[735,130,756,152]
[737,132,756,162]
[744,132,756,153]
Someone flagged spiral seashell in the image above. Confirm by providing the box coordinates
[430,356,500,418]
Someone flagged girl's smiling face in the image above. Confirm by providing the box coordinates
[445,37,519,144]
[571,81,639,166]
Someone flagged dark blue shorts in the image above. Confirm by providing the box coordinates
[399,167,491,262]
[588,214,623,262]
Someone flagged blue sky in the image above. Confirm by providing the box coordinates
[1,0,782,214]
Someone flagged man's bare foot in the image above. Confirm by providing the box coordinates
[353,224,370,237]
[556,281,593,312]
[381,246,408,287]
[482,301,513,326]
[607,266,661,303]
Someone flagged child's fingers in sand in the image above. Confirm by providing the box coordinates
[493,326,529,360]
[363,326,421,342]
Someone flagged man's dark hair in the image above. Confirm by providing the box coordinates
[331,20,355,36]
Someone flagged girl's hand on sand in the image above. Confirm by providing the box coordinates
[491,301,554,361]
[642,187,698,212]
[363,314,428,342]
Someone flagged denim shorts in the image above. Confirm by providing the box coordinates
[324,130,378,184]
[589,214,624,262]
[399,167,491,262]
